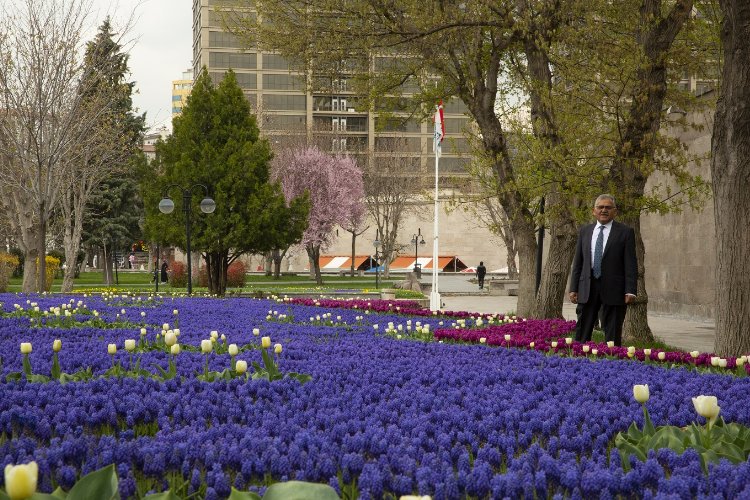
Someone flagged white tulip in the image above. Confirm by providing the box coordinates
[690,350,700,358]
[565,337,573,345]
[170,344,181,355]
[201,339,212,353]
[504,334,511,341]
[228,344,239,356]
[582,345,590,353]
[20,343,32,354]
[711,356,720,367]
[479,337,486,344]
[262,336,271,349]
[529,342,535,348]
[607,341,614,348]
[692,395,720,421]
[592,349,598,355]
[719,358,727,368]
[643,348,651,357]
[658,352,666,361]
[627,346,636,354]
[551,341,558,348]
[235,360,248,374]
[108,344,117,355]
[274,343,282,354]
[164,331,177,347]
[53,339,62,352]
[210,330,218,339]
[633,384,650,404]
[124,339,136,351]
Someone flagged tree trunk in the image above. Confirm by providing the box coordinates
[103,243,114,285]
[514,227,537,318]
[711,0,750,357]
[37,199,46,293]
[205,251,230,296]
[350,232,356,277]
[534,213,579,319]
[306,243,323,284]
[22,249,38,292]
[622,216,654,344]
[271,248,285,278]
[61,207,84,293]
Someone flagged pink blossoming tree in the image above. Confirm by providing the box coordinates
[273,146,365,284]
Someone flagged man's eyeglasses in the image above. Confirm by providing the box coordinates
[595,205,614,210]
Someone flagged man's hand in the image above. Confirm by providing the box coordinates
[625,294,636,304]
[569,292,578,304]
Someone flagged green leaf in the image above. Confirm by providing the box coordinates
[51,353,61,379]
[50,486,68,498]
[29,494,63,500]
[66,464,119,500]
[642,406,655,436]
[0,489,9,500]
[715,442,746,464]
[5,372,22,382]
[625,421,643,441]
[615,439,647,465]
[262,481,340,500]
[143,490,182,500]
[227,487,262,500]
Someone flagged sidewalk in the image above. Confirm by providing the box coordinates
[427,275,716,353]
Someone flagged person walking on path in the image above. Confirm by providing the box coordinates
[160,261,169,283]
[476,261,487,289]
[569,194,637,346]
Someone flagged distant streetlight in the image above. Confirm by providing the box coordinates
[411,228,426,277]
[374,230,381,289]
[158,184,216,294]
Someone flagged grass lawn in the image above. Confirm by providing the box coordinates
[5,271,397,294]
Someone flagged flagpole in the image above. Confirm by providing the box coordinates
[430,102,443,311]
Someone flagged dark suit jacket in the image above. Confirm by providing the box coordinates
[570,220,637,305]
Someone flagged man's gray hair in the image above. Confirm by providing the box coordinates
[594,194,616,208]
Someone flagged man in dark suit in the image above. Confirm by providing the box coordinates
[569,194,637,346]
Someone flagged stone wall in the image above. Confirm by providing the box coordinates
[640,107,715,319]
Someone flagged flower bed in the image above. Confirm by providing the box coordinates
[1,294,750,498]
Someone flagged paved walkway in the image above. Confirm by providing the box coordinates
[423,275,716,354]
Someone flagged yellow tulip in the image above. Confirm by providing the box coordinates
[4,462,38,500]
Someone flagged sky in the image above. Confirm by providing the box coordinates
[90,0,193,132]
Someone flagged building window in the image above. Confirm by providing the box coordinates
[262,73,305,91]
[262,54,298,70]
[264,114,306,131]
[209,31,244,48]
[262,94,306,111]
[208,51,257,69]
[210,71,256,89]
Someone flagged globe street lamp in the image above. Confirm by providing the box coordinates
[158,184,216,294]
[373,230,381,290]
[411,228,425,278]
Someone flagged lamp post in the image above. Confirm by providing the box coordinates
[374,230,381,289]
[411,228,425,277]
[158,184,216,295]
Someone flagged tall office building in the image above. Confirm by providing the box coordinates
[191,0,472,187]
[172,69,194,117]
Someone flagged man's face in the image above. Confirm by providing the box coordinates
[592,199,616,224]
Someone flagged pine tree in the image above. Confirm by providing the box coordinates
[145,68,308,295]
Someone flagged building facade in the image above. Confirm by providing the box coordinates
[172,69,194,117]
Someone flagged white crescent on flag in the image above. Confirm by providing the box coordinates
[433,101,444,156]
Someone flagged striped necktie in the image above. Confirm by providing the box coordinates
[593,225,604,278]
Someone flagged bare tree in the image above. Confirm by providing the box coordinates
[0,0,111,292]
[364,138,418,279]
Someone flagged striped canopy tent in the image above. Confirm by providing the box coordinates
[387,255,468,272]
[311,255,378,271]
